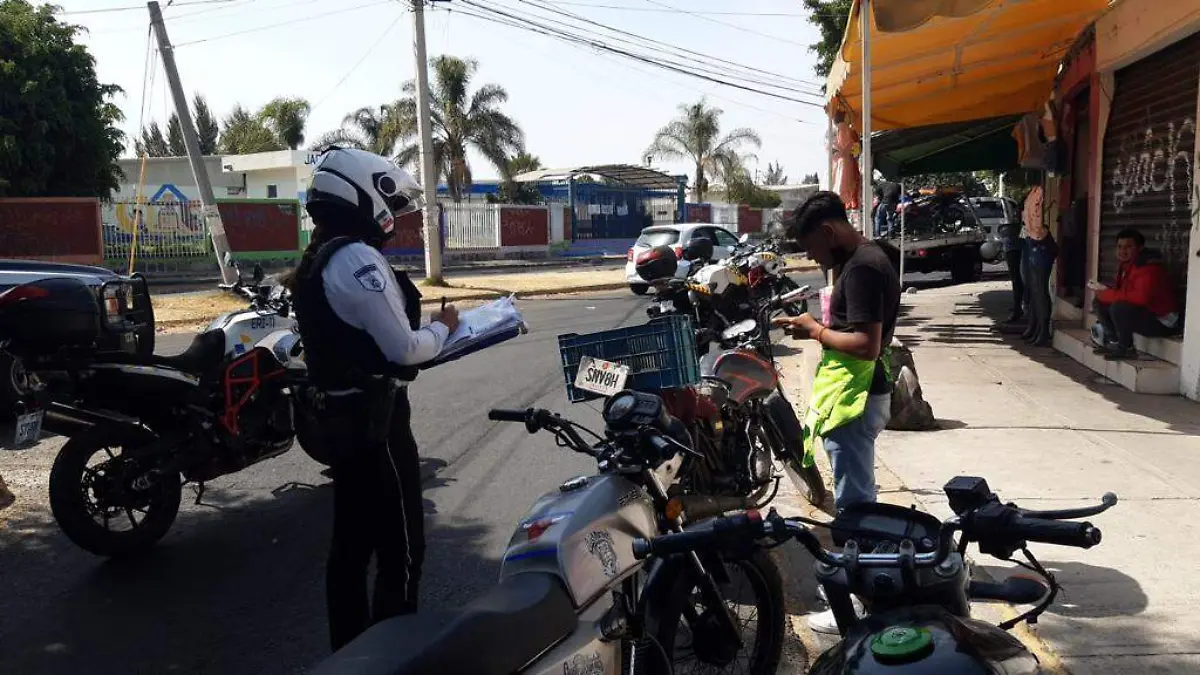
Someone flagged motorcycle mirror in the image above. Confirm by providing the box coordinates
[738,233,750,244]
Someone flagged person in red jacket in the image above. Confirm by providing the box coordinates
[1090,229,1181,360]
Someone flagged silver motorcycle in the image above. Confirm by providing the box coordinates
[312,389,785,675]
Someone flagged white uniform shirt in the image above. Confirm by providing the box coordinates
[321,241,449,366]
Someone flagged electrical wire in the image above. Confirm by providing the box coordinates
[541,1,807,17]
[57,0,238,15]
[173,0,394,47]
[310,8,407,113]
[639,0,809,47]
[511,0,824,92]
[450,1,824,107]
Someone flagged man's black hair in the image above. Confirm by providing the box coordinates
[1116,228,1145,247]
[789,190,849,238]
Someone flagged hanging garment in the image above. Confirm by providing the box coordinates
[833,121,861,209]
[1013,114,1046,169]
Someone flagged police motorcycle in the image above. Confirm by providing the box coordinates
[634,476,1117,674]
[0,263,327,557]
[313,392,786,675]
[636,238,829,508]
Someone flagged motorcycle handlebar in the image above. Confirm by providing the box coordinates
[632,511,765,559]
[1011,516,1102,549]
[488,408,531,423]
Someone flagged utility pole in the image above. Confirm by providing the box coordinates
[147,1,236,285]
[859,0,873,236]
[412,0,444,284]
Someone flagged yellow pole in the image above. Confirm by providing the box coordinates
[127,152,151,275]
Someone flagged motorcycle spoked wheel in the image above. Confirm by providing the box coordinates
[650,549,784,675]
[49,428,182,558]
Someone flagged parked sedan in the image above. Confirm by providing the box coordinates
[968,197,1020,262]
[625,223,740,294]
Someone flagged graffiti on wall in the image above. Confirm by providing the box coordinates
[1109,117,1196,263]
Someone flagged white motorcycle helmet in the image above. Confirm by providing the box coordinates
[306,146,424,243]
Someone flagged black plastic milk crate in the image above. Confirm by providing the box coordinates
[558,315,700,403]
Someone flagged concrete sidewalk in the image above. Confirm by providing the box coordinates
[774,279,1200,674]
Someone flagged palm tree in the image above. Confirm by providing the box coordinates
[506,151,542,178]
[311,104,404,156]
[220,105,285,155]
[645,99,761,202]
[764,161,788,186]
[258,97,311,150]
[392,56,524,201]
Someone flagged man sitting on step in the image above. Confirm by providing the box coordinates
[1089,229,1181,361]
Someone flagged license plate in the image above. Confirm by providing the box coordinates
[11,411,44,448]
[574,357,630,397]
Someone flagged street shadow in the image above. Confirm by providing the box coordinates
[0,459,495,675]
[974,559,1149,619]
[964,288,1200,434]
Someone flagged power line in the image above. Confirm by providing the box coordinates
[450,1,823,107]
[173,0,393,47]
[639,0,808,47]
[57,0,238,15]
[540,0,808,16]
[311,8,407,112]
[510,0,824,91]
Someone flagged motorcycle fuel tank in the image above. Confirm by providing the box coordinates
[810,607,1039,675]
[500,473,658,609]
[208,309,294,358]
[705,350,778,404]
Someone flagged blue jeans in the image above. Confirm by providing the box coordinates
[823,393,891,511]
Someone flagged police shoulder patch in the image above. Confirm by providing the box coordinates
[353,263,387,292]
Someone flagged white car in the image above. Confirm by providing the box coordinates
[969,197,1020,261]
[625,223,741,294]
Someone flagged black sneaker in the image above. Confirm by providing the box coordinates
[1104,346,1137,361]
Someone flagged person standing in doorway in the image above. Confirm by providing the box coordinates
[1021,218,1058,346]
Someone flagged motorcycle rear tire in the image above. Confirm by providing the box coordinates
[49,427,182,558]
[649,549,784,675]
[764,392,828,508]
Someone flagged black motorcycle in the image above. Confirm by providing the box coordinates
[635,476,1117,674]
[0,273,315,557]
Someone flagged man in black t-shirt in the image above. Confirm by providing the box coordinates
[773,191,900,510]
[773,191,900,635]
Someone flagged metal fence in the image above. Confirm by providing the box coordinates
[711,204,739,227]
[442,202,499,249]
[102,200,211,263]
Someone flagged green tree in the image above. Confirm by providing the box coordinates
[726,169,782,208]
[763,160,788,185]
[166,113,186,156]
[488,151,543,205]
[645,99,761,202]
[136,121,170,158]
[802,0,853,82]
[219,104,285,154]
[392,56,525,201]
[193,94,220,155]
[0,0,125,197]
[258,96,310,150]
[802,172,820,184]
[312,104,404,155]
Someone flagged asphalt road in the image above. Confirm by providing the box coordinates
[0,273,834,675]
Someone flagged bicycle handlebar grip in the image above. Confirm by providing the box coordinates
[488,409,530,423]
[1016,517,1102,549]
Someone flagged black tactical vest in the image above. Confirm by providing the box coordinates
[293,236,423,389]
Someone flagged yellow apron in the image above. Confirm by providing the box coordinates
[802,347,891,467]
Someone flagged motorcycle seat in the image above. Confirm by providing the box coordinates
[151,329,227,374]
[310,571,576,675]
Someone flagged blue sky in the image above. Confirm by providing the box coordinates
[56,0,831,185]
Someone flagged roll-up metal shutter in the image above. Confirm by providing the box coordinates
[1099,31,1199,299]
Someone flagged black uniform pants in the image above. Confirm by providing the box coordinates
[325,388,425,651]
[1025,264,1053,343]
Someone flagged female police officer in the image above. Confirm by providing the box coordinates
[288,146,459,650]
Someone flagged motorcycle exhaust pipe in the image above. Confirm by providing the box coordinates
[675,494,754,522]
